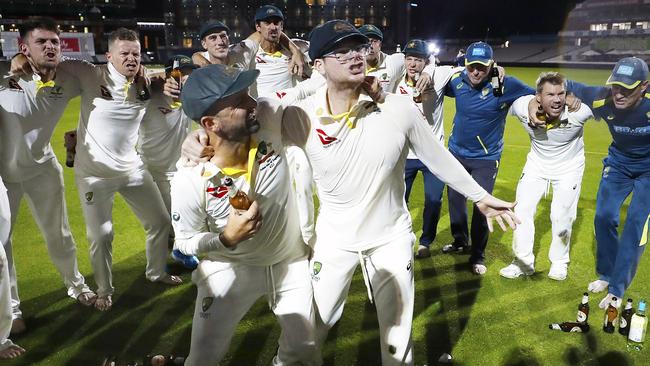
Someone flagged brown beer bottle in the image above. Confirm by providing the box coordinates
[549,322,590,333]
[619,298,635,336]
[223,177,252,210]
[603,296,619,333]
[577,292,590,323]
[170,59,183,103]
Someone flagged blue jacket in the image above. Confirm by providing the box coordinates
[567,80,650,167]
[446,71,534,160]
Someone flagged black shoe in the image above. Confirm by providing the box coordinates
[441,242,469,254]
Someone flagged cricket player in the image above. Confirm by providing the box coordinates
[138,55,199,269]
[529,57,650,308]
[64,28,182,311]
[397,39,464,259]
[0,17,95,331]
[0,177,25,359]
[172,64,318,365]
[443,41,534,275]
[500,72,593,281]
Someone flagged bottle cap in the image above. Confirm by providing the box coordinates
[639,300,646,312]
[583,292,589,296]
[223,177,233,186]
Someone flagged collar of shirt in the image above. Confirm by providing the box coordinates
[199,138,259,184]
[545,105,570,130]
[312,87,376,129]
[366,51,387,74]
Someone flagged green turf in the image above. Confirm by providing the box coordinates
[7,66,649,365]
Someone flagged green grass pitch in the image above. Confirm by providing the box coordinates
[6,66,649,365]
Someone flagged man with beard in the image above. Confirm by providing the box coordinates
[0,17,95,332]
[171,64,318,365]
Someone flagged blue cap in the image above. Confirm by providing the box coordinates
[198,21,230,40]
[606,57,649,89]
[465,41,493,66]
[181,64,260,121]
[357,24,383,41]
[164,55,198,74]
[309,20,368,61]
[403,39,429,59]
[254,5,284,22]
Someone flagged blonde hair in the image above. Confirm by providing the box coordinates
[535,71,565,93]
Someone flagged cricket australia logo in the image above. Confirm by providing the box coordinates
[158,106,173,115]
[200,296,214,318]
[100,85,113,100]
[311,261,322,281]
[8,78,23,92]
[256,141,276,164]
[85,192,94,203]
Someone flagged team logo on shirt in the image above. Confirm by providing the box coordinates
[316,129,338,146]
[255,55,267,64]
[206,185,229,199]
[646,111,650,119]
[8,78,23,92]
[49,85,64,98]
[606,114,615,120]
[100,85,113,100]
[312,261,322,275]
[480,87,490,99]
[158,106,173,115]
[406,260,412,272]
[85,192,94,203]
[200,296,214,317]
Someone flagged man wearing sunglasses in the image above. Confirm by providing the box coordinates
[529,57,650,309]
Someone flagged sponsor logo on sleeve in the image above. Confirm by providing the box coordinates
[316,129,338,146]
[172,212,180,221]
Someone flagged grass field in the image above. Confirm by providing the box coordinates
[6,66,649,365]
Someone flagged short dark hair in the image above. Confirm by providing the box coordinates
[108,28,139,49]
[19,17,59,40]
[535,71,566,93]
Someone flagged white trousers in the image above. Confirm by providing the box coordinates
[75,169,170,296]
[184,254,318,366]
[0,178,15,350]
[285,146,315,247]
[4,159,89,318]
[311,232,416,366]
[147,168,173,215]
[512,166,583,269]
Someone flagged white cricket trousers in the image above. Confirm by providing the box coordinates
[147,168,173,214]
[75,168,170,297]
[0,178,16,351]
[311,232,416,365]
[512,166,583,269]
[4,159,89,318]
[184,254,318,366]
[285,146,315,246]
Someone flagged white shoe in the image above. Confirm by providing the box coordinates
[548,264,568,281]
[499,263,533,279]
[587,279,609,293]
[472,263,487,275]
[599,293,621,310]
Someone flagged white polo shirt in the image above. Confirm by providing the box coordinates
[0,61,81,182]
[60,61,149,178]
[511,95,593,179]
[396,65,462,159]
[171,98,306,281]
[367,51,436,94]
[282,88,487,251]
[138,81,193,176]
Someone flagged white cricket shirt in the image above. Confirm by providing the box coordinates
[511,95,593,179]
[367,51,436,94]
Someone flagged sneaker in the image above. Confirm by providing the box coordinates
[442,242,469,254]
[499,263,533,279]
[415,245,431,259]
[171,249,199,270]
[587,279,609,293]
[471,263,487,275]
[599,293,621,310]
[548,264,568,281]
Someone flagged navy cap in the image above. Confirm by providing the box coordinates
[465,41,493,66]
[181,64,260,121]
[198,21,230,40]
[357,24,383,41]
[403,39,429,59]
[309,20,368,60]
[164,55,198,74]
[254,5,284,22]
[606,57,649,89]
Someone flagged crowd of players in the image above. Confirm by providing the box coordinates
[0,4,648,364]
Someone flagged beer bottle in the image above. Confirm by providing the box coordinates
[170,59,183,103]
[603,296,618,333]
[627,299,647,351]
[549,322,590,333]
[619,298,634,336]
[490,62,503,97]
[63,130,77,168]
[411,72,422,103]
[577,292,589,323]
[223,177,252,210]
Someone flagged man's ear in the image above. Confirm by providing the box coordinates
[200,115,217,131]
[314,59,325,76]
[640,80,649,93]
[535,93,542,106]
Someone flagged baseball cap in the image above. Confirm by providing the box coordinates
[357,24,383,41]
[309,20,368,61]
[606,57,649,89]
[198,21,230,40]
[181,64,260,121]
[465,41,493,66]
[164,55,198,74]
[254,5,284,22]
[403,39,429,58]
